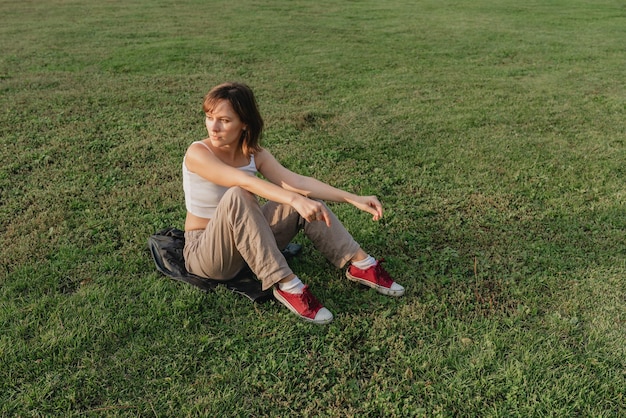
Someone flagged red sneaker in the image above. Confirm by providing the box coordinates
[273,285,334,324]
[346,259,405,297]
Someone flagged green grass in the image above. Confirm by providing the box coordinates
[1,0,625,416]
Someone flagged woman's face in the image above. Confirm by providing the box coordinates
[205,100,247,149]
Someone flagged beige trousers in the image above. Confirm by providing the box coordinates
[183,187,361,290]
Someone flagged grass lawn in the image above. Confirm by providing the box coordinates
[1,0,625,416]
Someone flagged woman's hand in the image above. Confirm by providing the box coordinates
[291,195,332,227]
[347,195,384,221]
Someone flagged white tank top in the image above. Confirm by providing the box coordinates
[182,141,257,218]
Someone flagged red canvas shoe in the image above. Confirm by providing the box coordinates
[346,259,405,297]
[273,285,333,325]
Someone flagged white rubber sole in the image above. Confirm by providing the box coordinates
[346,272,405,297]
[273,288,334,325]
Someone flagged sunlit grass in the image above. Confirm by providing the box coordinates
[1,0,625,416]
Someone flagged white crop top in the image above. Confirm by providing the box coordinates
[182,141,257,218]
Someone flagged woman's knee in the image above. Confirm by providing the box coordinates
[222,186,256,205]
[217,187,262,220]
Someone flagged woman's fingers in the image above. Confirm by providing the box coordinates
[306,204,331,227]
[370,199,383,221]
[320,208,332,227]
[357,196,383,221]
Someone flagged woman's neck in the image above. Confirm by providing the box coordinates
[204,139,246,166]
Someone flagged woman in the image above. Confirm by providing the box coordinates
[183,82,404,324]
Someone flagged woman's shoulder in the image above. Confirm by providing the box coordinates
[253,147,288,174]
[188,140,212,152]
[253,146,267,156]
[184,140,219,172]
[185,140,214,161]
[252,147,271,165]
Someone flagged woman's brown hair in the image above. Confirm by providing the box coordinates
[203,82,264,157]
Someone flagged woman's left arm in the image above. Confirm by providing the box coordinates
[256,149,383,221]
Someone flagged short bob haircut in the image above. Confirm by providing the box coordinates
[203,82,264,157]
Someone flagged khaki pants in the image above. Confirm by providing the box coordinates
[183,187,361,290]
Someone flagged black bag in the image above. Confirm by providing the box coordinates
[147,227,301,303]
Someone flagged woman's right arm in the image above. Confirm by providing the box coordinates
[185,144,331,225]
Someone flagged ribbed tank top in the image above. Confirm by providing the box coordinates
[182,141,257,218]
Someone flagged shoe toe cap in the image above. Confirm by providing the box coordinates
[314,307,334,323]
[390,282,404,291]
[386,282,405,296]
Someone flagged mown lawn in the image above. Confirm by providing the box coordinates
[1,0,625,416]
